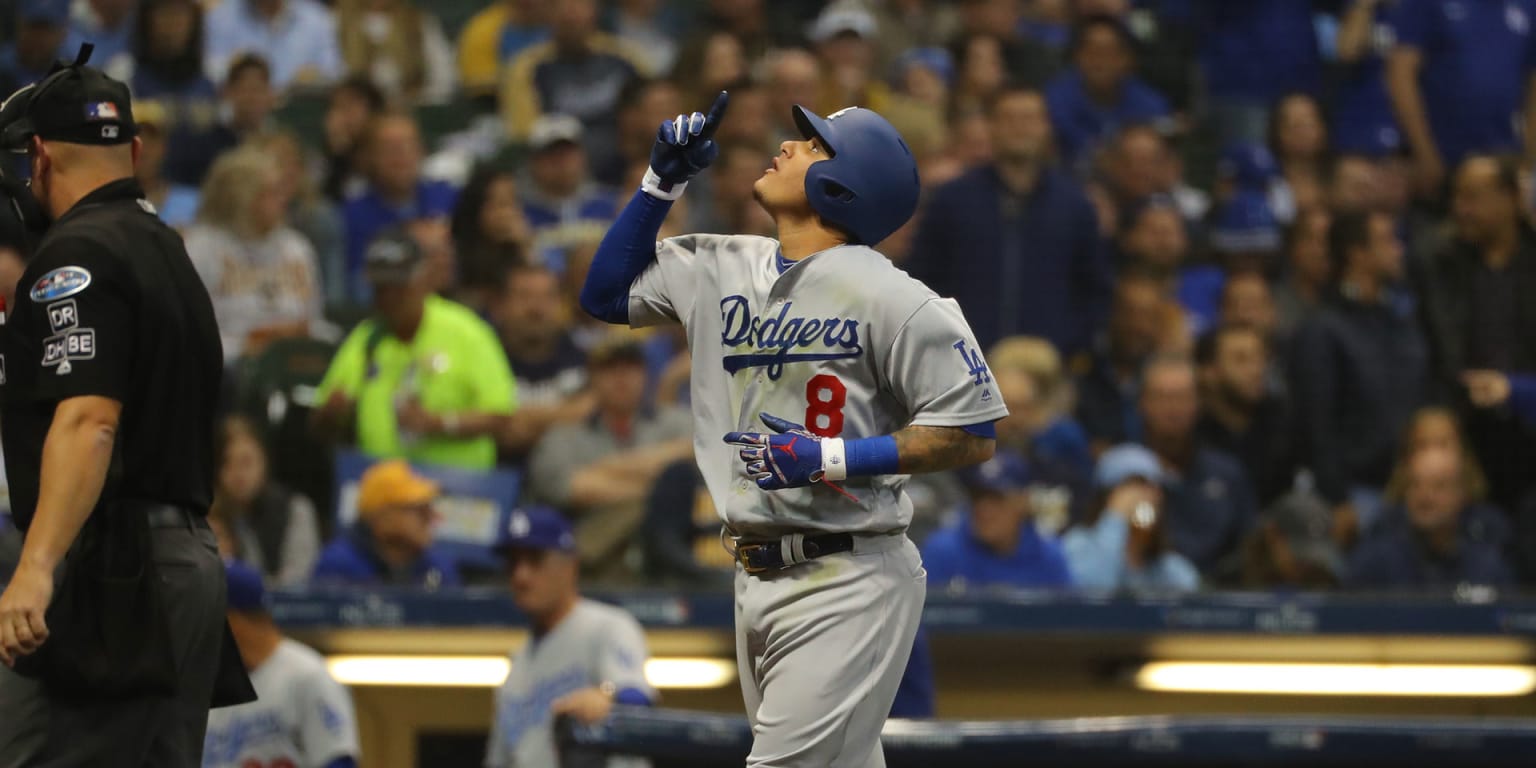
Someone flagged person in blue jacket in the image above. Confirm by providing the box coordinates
[1044,14,1172,171]
[921,450,1073,592]
[312,459,461,588]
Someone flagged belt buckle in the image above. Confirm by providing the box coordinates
[736,542,770,574]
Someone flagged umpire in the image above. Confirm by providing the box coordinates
[0,48,253,766]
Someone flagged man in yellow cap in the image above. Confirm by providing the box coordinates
[311,459,460,588]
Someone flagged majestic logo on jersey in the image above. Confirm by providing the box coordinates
[718,295,863,380]
[29,266,91,303]
[954,339,991,386]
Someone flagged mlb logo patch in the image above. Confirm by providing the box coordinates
[86,102,119,121]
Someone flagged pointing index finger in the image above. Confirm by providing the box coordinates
[699,91,730,141]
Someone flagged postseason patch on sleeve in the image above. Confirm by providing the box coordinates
[29,266,92,303]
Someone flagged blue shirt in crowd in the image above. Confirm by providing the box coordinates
[1391,0,1536,166]
[908,165,1110,355]
[204,0,343,89]
[1317,1,1404,156]
[1160,446,1258,575]
[1346,505,1515,590]
[1192,0,1322,105]
[312,523,462,589]
[341,180,459,300]
[65,9,134,71]
[1061,514,1201,593]
[921,513,1073,592]
[1044,70,1172,169]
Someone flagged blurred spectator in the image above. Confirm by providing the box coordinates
[922,451,1074,592]
[712,77,772,151]
[890,46,954,112]
[640,459,732,586]
[764,48,823,145]
[1076,274,1167,450]
[953,0,1061,88]
[910,87,1109,355]
[1180,191,1282,332]
[808,3,893,115]
[340,111,459,302]
[250,130,347,307]
[1267,93,1329,220]
[1062,444,1200,593]
[989,338,1093,532]
[1273,207,1332,340]
[205,562,360,768]
[1117,196,1188,274]
[214,416,322,587]
[1100,124,1208,227]
[312,229,516,470]
[526,336,693,581]
[1195,324,1295,505]
[457,0,550,102]
[132,100,199,229]
[689,141,769,235]
[597,77,682,187]
[1138,354,1259,578]
[493,264,594,462]
[1043,14,1171,171]
[1346,447,1514,589]
[335,0,455,106]
[1019,0,1071,52]
[873,0,962,72]
[1217,273,1280,349]
[185,146,323,364]
[673,30,747,110]
[1240,490,1345,590]
[163,52,275,186]
[0,0,70,93]
[521,114,619,270]
[1319,0,1403,158]
[947,32,1011,116]
[1327,153,1384,215]
[501,0,640,176]
[125,0,218,136]
[205,0,343,90]
[1292,210,1427,533]
[321,75,387,203]
[1420,156,1536,510]
[66,0,137,77]
[312,459,461,587]
[1388,0,1536,200]
[450,166,531,308]
[689,0,801,62]
[604,0,687,76]
[1191,0,1320,144]
[1383,407,1491,507]
[486,506,654,768]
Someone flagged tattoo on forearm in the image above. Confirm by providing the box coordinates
[894,425,993,474]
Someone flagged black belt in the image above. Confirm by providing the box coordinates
[734,532,855,574]
[129,502,206,530]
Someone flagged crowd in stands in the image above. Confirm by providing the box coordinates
[3,0,1536,599]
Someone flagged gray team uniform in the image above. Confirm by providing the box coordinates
[628,236,1007,766]
[485,599,654,768]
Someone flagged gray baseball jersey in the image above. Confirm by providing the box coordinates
[628,236,1008,536]
[203,638,360,768]
[485,599,654,768]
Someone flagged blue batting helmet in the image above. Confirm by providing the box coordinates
[791,105,920,246]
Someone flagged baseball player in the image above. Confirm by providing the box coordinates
[203,561,361,768]
[580,92,1007,766]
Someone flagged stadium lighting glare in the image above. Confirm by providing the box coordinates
[1135,662,1536,697]
[326,655,737,689]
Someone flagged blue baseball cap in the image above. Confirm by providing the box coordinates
[495,505,577,554]
[225,559,269,613]
[1094,444,1165,490]
[19,0,69,25]
[1217,143,1278,191]
[959,450,1032,494]
[892,47,955,86]
[1209,189,1281,254]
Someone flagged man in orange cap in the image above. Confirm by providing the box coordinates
[311,459,460,587]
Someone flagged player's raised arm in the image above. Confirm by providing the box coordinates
[578,91,728,324]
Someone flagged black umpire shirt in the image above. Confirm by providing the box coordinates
[0,178,222,530]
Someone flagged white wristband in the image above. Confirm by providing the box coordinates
[821,437,848,481]
[641,167,688,201]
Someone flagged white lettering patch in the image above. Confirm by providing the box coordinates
[41,299,93,375]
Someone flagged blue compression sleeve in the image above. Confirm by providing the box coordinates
[614,687,653,706]
[579,190,674,324]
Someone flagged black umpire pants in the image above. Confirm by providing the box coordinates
[0,520,226,768]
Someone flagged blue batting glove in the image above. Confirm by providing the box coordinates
[724,412,825,490]
[644,91,729,198]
